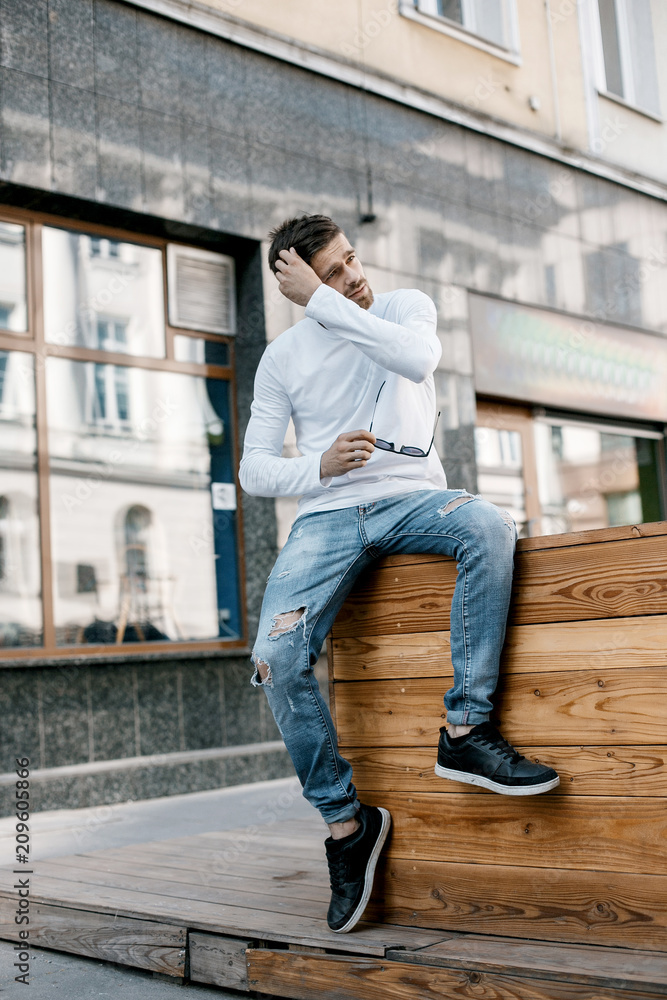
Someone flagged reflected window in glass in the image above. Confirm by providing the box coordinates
[0,351,42,647]
[42,227,166,358]
[535,418,662,534]
[0,222,28,333]
[46,359,241,646]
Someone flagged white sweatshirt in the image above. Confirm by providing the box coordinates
[239,283,448,517]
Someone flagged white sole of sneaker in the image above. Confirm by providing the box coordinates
[331,807,392,934]
[434,763,560,795]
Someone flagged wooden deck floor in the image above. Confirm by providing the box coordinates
[1,816,667,998]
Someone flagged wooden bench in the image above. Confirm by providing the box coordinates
[328,520,667,952]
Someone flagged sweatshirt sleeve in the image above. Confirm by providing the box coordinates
[305,284,441,383]
[239,352,328,498]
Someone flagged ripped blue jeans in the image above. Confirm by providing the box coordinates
[251,489,516,823]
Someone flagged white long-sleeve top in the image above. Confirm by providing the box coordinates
[239,283,448,517]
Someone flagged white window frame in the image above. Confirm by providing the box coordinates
[590,0,662,120]
[401,0,521,64]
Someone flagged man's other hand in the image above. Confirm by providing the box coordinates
[320,430,376,479]
[275,248,322,306]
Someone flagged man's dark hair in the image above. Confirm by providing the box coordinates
[267,215,342,274]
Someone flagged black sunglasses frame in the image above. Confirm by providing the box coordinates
[369,381,441,458]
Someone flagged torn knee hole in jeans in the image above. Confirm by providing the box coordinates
[437,494,475,517]
[251,652,272,687]
[268,606,307,639]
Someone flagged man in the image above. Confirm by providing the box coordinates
[239,214,559,935]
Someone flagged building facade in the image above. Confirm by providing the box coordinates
[1,0,665,810]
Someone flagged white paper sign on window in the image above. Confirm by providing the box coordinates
[211,483,237,510]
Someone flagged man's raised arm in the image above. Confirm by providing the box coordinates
[306,283,440,383]
[274,247,441,383]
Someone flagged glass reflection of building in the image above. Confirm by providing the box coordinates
[0,218,241,650]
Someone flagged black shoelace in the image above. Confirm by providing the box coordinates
[473,726,524,764]
[327,851,350,892]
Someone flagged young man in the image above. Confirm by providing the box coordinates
[240,214,559,934]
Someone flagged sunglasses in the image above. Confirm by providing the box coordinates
[369,381,440,457]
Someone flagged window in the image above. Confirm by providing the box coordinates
[596,0,661,116]
[476,402,665,537]
[411,0,517,51]
[535,416,664,535]
[0,208,242,655]
[0,221,27,333]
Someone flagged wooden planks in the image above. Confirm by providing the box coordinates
[328,524,667,955]
[368,858,667,951]
[344,745,667,796]
[386,935,667,994]
[189,933,251,991]
[334,669,667,746]
[360,790,667,875]
[0,818,448,959]
[331,615,667,681]
[0,898,186,975]
[247,948,666,1000]
[331,530,667,638]
[331,559,455,637]
[511,535,667,623]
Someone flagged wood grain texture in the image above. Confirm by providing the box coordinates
[331,560,456,638]
[368,858,667,951]
[516,520,667,551]
[189,932,251,990]
[0,899,186,975]
[331,616,667,681]
[362,790,667,875]
[247,949,664,1000]
[386,935,667,993]
[511,535,667,623]
[334,669,667,746]
[330,530,667,639]
[343,745,667,796]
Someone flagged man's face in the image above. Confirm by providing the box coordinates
[310,233,374,310]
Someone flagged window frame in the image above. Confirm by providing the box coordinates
[591,0,663,121]
[0,204,248,662]
[401,0,521,64]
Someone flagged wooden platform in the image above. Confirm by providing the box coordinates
[2,520,666,997]
[2,817,667,998]
[329,521,667,959]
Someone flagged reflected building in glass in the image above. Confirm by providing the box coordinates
[0,0,666,808]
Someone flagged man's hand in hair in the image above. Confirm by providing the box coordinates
[274,248,322,306]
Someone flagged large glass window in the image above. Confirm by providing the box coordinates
[0,222,27,334]
[46,361,240,645]
[596,0,660,116]
[0,209,241,658]
[535,417,663,535]
[476,402,664,537]
[0,351,41,647]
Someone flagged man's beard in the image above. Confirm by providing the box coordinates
[348,281,374,310]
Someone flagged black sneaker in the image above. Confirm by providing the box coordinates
[324,803,391,933]
[435,722,560,795]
